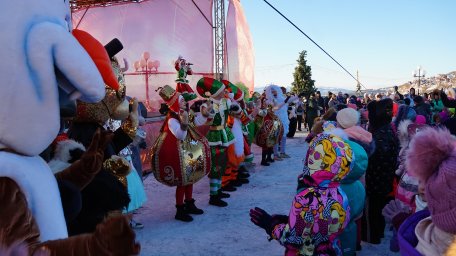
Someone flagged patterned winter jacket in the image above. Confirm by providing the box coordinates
[271,134,353,256]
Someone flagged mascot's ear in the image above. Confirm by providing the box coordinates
[26,23,105,103]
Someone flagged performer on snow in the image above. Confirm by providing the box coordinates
[222,80,256,187]
[265,85,298,160]
[196,77,237,206]
[151,85,211,222]
[254,95,284,166]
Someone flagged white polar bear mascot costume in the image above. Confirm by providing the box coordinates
[0,1,140,255]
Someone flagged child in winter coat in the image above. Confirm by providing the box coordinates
[339,140,367,256]
[336,108,375,156]
[397,127,456,255]
[250,133,354,256]
[362,98,399,244]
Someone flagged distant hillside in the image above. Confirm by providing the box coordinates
[381,71,456,95]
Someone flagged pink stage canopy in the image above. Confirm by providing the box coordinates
[72,0,254,111]
[225,0,255,93]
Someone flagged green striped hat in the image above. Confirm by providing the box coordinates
[196,77,226,98]
[222,80,244,101]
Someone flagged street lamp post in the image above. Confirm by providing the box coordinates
[413,66,426,95]
[131,51,160,112]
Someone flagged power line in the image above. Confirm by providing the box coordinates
[261,0,368,90]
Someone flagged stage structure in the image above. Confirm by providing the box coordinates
[71,0,254,113]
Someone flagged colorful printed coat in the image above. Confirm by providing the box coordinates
[271,134,353,256]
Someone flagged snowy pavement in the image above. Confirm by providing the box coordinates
[136,131,398,256]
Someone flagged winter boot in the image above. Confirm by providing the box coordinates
[261,151,271,166]
[217,189,231,198]
[266,150,275,163]
[175,205,193,222]
[238,166,250,178]
[221,183,237,192]
[231,179,243,187]
[184,199,204,215]
[209,195,228,207]
[237,177,249,184]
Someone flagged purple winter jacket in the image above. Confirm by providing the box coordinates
[397,209,430,256]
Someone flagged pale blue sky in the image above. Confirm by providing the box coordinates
[241,0,456,90]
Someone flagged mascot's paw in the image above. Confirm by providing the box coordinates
[0,242,50,256]
[94,215,140,256]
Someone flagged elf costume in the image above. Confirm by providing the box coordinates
[151,85,211,221]
[196,77,235,206]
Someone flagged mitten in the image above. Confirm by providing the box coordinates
[382,199,411,223]
[249,207,273,235]
[270,214,288,232]
[55,129,113,189]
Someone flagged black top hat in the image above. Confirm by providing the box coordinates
[104,38,123,58]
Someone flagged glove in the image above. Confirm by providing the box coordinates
[55,129,113,189]
[382,199,411,223]
[249,207,273,235]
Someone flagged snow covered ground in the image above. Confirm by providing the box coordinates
[135,131,399,256]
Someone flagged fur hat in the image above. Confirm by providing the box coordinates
[337,108,360,129]
[406,127,456,233]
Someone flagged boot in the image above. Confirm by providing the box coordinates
[261,151,271,166]
[238,166,250,178]
[217,189,231,198]
[237,177,249,184]
[231,179,243,187]
[184,199,204,215]
[175,205,193,222]
[266,153,275,163]
[209,195,228,207]
[221,183,237,192]
[238,172,250,178]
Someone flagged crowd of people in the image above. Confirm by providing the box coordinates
[249,85,456,255]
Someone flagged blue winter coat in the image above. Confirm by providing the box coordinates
[339,140,368,256]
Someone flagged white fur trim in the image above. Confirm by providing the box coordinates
[48,160,71,174]
[0,152,68,241]
[54,140,86,162]
[398,119,413,148]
